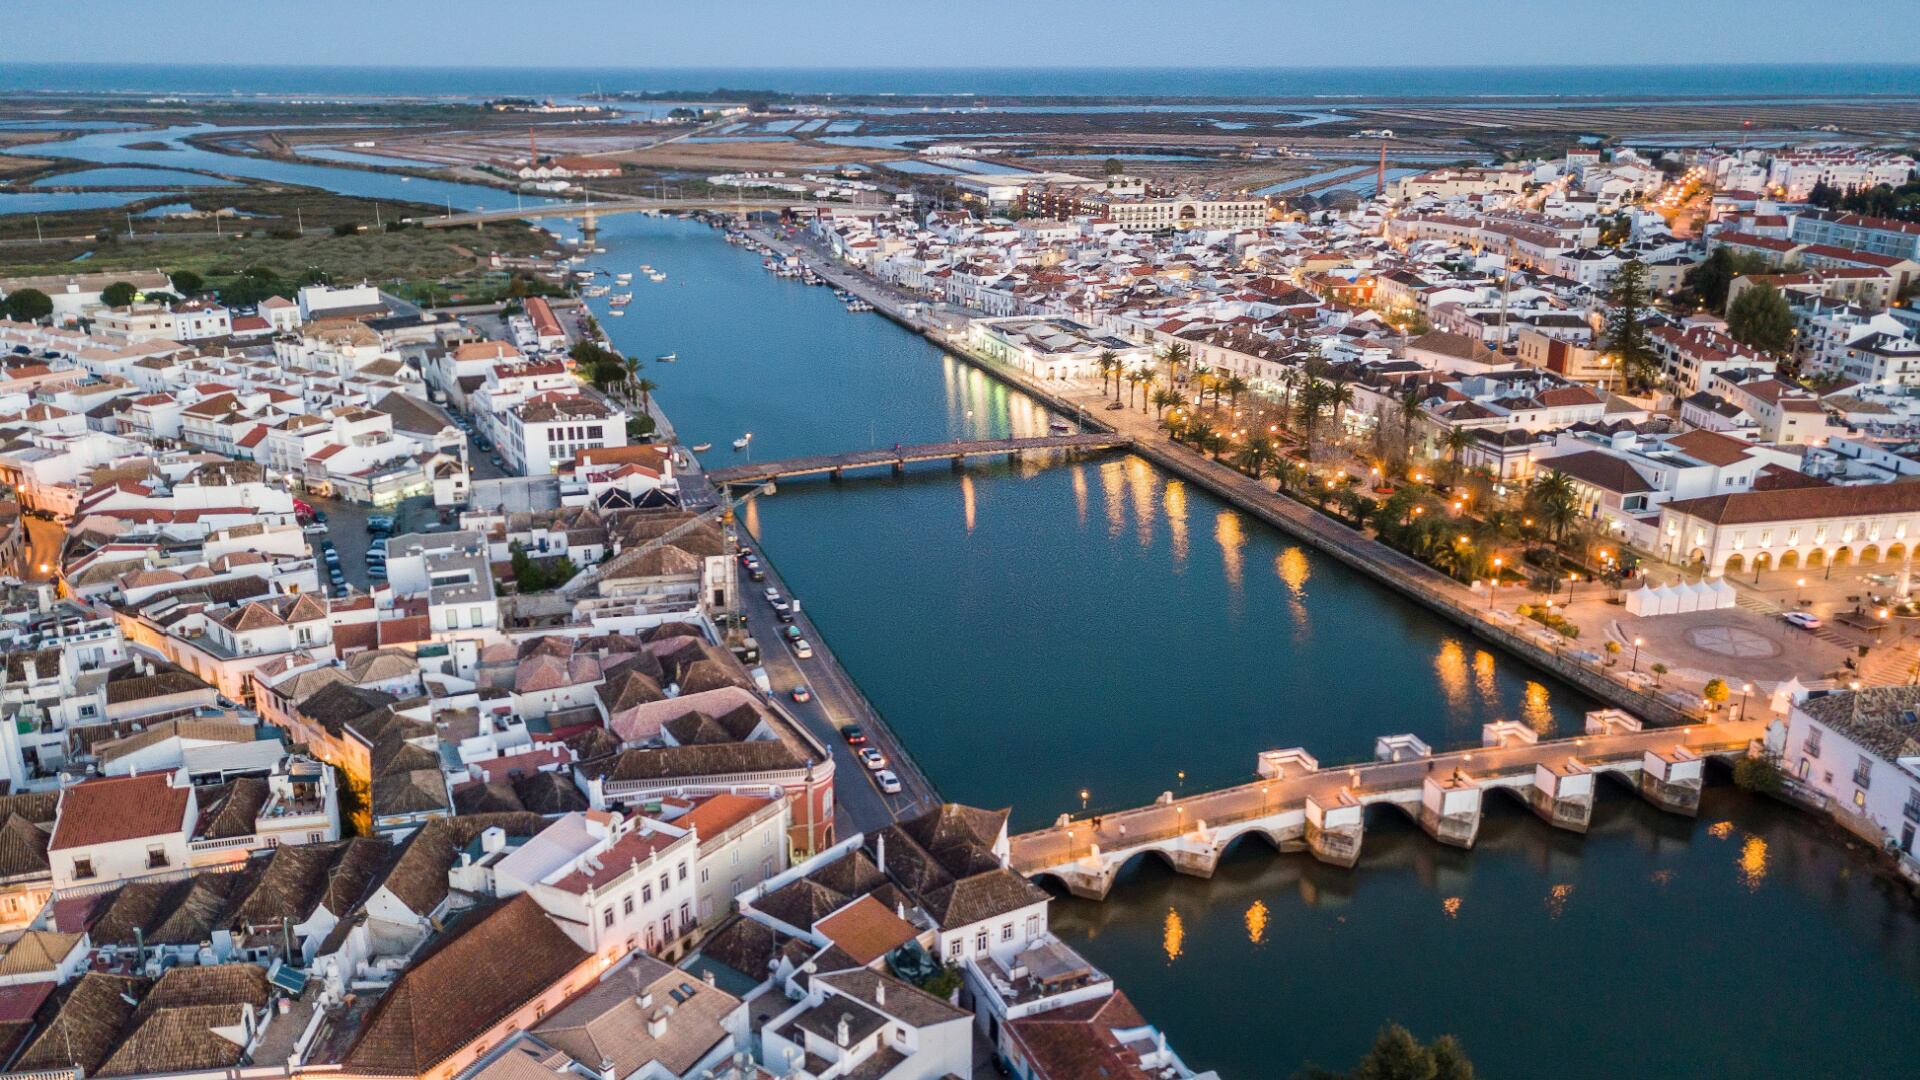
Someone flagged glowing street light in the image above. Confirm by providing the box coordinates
[1631,636,1644,672]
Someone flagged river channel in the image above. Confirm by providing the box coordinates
[13,128,1920,1079]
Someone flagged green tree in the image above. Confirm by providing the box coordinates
[100,281,138,308]
[1734,754,1786,795]
[1604,260,1657,390]
[1440,427,1475,487]
[1137,370,1158,413]
[1159,341,1191,386]
[1649,662,1669,687]
[1681,248,1771,313]
[1096,349,1120,399]
[1222,373,1250,409]
[1150,387,1180,418]
[2,288,53,322]
[169,270,204,296]
[1726,281,1796,356]
[1104,157,1126,177]
[1527,470,1581,546]
[1296,1024,1475,1080]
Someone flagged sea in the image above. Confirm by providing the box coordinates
[3,63,1919,102]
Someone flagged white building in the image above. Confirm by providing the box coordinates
[1780,687,1920,868]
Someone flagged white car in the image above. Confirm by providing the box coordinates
[876,769,902,794]
[792,638,814,659]
[1782,611,1823,630]
[859,747,887,771]
[763,588,782,604]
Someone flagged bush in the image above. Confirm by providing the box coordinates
[1518,604,1579,639]
[1733,755,1786,796]
[1,287,53,322]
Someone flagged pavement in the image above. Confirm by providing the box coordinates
[731,530,940,836]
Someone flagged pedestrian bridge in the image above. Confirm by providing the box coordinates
[704,433,1133,486]
[418,198,892,229]
[1010,710,1766,900]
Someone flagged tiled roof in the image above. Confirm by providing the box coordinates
[345,895,589,1076]
[50,773,191,851]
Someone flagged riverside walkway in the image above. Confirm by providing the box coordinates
[1010,710,1766,899]
[706,433,1132,486]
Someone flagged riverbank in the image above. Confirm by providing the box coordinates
[758,222,1705,730]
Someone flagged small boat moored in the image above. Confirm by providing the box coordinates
[656,352,677,363]
[732,433,753,450]
[691,442,712,453]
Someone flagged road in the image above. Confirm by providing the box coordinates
[731,531,941,835]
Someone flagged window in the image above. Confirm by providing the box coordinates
[147,845,170,869]
[1854,790,1867,809]
[603,908,615,929]
[642,884,653,903]
[1000,923,1015,942]
[266,836,280,849]
[1854,757,1873,790]
[699,867,709,884]
[659,872,669,894]
[623,896,635,916]
[948,939,962,960]
[1803,727,1822,757]
[679,901,691,925]
[677,861,688,881]
[1904,790,1920,824]
[974,928,988,953]
[72,858,95,880]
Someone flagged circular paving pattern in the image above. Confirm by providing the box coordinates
[1685,624,1780,659]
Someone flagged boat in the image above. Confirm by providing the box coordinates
[607,309,625,317]
[1049,419,1073,433]
[732,433,753,450]
[608,293,633,306]
[593,246,606,254]
[845,299,874,312]
[648,271,666,282]
[656,352,677,363]
[690,442,712,452]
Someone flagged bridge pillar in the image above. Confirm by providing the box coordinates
[1304,792,1364,868]
[1165,822,1220,879]
[1373,734,1431,763]
[1481,720,1539,749]
[829,468,843,482]
[1528,758,1595,833]
[1636,746,1704,816]
[1052,862,1118,901]
[951,456,965,472]
[892,460,905,477]
[1418,774,1484,848]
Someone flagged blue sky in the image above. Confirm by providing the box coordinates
[5,0,1917,68]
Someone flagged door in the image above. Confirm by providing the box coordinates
[1901,823,1915,854]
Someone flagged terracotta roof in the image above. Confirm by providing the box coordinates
[50,774,191,851]
[345,895,589,1076]
[1664,481,1920,527]
[814,895,921,966]
[1667,428,1757,467]
[1005,990,1163,1080]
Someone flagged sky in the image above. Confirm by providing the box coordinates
[5,0,1918,69]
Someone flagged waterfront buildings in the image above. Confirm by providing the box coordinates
[1780,686,1920,868]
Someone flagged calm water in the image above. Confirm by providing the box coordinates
[29,166,239,187]
[0,190,172,215]
[12,120,1920,1080]
[579,216,1920,1077]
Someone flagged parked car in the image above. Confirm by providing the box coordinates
[791,685,812,704]
[843,725,867,745]
[792,639,813,659]
[748,566,766,582]
[1782,611,1823,630]
[783,624,803,641]
[875,770,902,794]
[859,747,887,771]
[763,587,781,604]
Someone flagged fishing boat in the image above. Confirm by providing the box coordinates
[845,299,875,312]
[691,442,712,452]
[732,433,753,450]
[608,293,633,306]
[656,352,677,363]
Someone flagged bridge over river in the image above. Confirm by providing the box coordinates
[418,197,892,229]
[705,433,1133,486]
[1011,710,1767,899]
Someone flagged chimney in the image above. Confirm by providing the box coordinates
[646,1012,668,1039]
[20,658,35,684]
[637,991,652,1009]
[874,980,886,1008]
[874,834,885,876]
[836,1014,851,1048]
[702,969,716,987]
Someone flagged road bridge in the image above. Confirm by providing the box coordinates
[705,433,1133,486]
[418,198,892,229]
[1011,709,1766,899]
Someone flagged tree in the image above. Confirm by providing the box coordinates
[1726,281,1795,356]
[1733,754,1786,795]
[632,377,657,418]
[1234,439,1273,478]
[1440,427,1475,486]
[1150,387,1180,417]
[169,270,204,296]
[1527,470,1580,546]
[1096,349,1120,399]
[1159,341,1191,386]
[2,288,53,322]
[1137,370,1158,413]
[1649,662,1669,687]
[1603,640,1623,666]
[1680,248,1770,313]
[1125,370,1145,409]
[1103,157,1126,177]
[1703,677,1730,711]
[1223,373,1249,410]
[1603,260,1657,391]
[100,281,138,308]
[1296,1024,1475,1080]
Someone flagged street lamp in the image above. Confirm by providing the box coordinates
[1631,636,1643,673]
[1738,683,1753,721]
[1080,789,1089,813]
[1489,557,1502,608]
[1796,577,1807,607]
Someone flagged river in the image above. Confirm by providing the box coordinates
[12,129,1920,1079]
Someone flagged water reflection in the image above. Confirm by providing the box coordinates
[1126,458,1156,550]
[1163,907,1185,963]
[960,473,977,534]
[1544,882,1575,918]
[1435,640,1470,709]
[1164,480,1189,569]
[1472,649,1498,702]
[1216,511,1245,597]
[1245,900,1269,945]
[1738,834,1770,890]
[1524,681,1554,733]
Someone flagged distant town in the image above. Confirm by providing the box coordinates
[0,63,1918,1080]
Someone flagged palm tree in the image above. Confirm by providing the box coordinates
[1160,341,1191,387]
[1441,427,1476,486]
[1150,387,1180,417]
[1137,370,1158,413]
[1528,470,1580,546]
[1125,370,1145,409]
[1096,349,1119,398]
[1323,380,1355,442]
[1277,367,1303,424]
[632,377,658,417]
[1397,382,1426,458]
[1223,374,1250,409]
[1295,376,1329,460]
[1234,440,1273,478]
